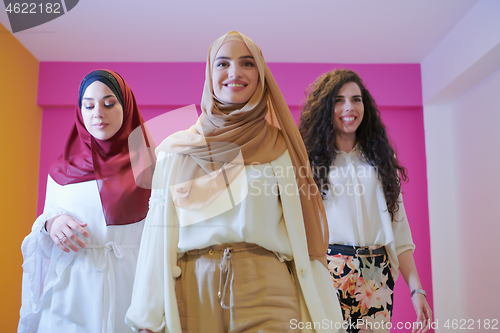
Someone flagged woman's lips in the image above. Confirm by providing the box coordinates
[223,81,248,91]
[341,116,356,124]
[93,123,109,129]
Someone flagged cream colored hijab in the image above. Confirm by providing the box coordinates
[158,31,328,263]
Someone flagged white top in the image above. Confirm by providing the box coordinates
[126,149,344,333]
[176,159,292,260]
[323,146,415,280]
[19,176,144,333]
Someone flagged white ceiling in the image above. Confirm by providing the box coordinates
[0,0,480,63]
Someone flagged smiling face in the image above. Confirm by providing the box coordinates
[211,40,259,104]
[81,81,124,140]
[333,81,364,142]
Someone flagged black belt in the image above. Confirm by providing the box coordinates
[328,244,386,257]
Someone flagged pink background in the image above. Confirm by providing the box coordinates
[37,62,431,329]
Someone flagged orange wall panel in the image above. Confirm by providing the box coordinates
[0,22,40,332]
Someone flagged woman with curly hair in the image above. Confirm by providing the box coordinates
[299,69,432,333]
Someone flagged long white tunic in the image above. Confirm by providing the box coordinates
[126,150,344,333]
[324,146,415,280]
[19,176,144,333]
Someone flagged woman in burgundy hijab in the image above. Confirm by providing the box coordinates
[19,70,155,333]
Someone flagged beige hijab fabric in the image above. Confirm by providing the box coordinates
[158,31,328,263]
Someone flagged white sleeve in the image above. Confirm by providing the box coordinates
[392,192,415,255]
[18,176,71,332]
[126,152,182,333]
[272,151,344,333]
[33,176,73,255]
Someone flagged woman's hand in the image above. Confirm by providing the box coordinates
[45,214,90,253]
[411,293,433,333]
[398,249,433,333]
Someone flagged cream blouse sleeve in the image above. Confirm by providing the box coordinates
[125,151,182,333]
[271,151,344,331]
[392,192,415,256]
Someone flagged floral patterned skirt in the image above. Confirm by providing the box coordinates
[326,245,394,333]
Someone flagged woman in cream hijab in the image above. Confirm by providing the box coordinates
[126,31,343,333]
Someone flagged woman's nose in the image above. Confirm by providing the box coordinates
[93,105,104,118]
[344,100,353,111]
[228,66,242,79]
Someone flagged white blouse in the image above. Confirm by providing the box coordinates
[323,146,415,280]
[175,158,292,260]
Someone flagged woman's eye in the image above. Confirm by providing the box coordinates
[105,103,115,108]
[334,98,342,103]
[243,61,254,67]
[84,105,94,110]
[216,62,228,68]
[354,98,362,102]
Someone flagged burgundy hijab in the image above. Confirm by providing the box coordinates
[49,70,155,226]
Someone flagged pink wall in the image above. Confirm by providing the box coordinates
[37,62,431,329]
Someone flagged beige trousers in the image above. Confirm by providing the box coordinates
[175,243,300,333]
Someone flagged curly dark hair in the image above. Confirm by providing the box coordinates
[299,69,408,222]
